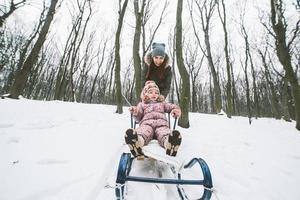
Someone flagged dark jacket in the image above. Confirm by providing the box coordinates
[142,53,172,97]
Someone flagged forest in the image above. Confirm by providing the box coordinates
[0,0,299,130]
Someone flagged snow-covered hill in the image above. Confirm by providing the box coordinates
[0,98,299,200]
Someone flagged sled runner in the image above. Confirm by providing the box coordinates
[115,114,213,200]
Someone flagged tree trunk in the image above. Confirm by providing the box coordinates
[242,26,252,124]
[209,75,215,113]
[258,49,281,119]
[282,76,292,122]
[270,0,300,130]
[176,0,190,128]
[249,49,260,118]
[133,0,145,102]
[230,62,237,115]
[9,0,58,99]
[114,0,129,114]
[90,41,107,103]
[217,0,232,118]
[196,0,222,113]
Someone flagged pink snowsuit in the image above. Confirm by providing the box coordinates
[133,100,179,147]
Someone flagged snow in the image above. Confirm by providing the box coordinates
[0,98,300,200]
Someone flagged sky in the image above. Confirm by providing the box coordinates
[0,98,300,200]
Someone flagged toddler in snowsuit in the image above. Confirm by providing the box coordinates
[125,81,182,157]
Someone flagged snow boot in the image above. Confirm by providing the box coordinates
[125,129,144,159]
[165,130,182,157]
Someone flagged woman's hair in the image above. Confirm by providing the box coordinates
[146,58,168,80]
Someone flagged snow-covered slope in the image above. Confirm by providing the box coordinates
[0,98,299,200]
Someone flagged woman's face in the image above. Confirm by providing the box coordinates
[152,56,165,66]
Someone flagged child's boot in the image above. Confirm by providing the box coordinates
[125,129,144,158]
[165,130,182,156]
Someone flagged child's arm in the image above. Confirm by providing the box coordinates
[164,103,181,118]
[129,102,144,122]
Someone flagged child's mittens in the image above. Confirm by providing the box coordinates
[157,95,165,102]
[129,106,138,115]
[171,108,181,118]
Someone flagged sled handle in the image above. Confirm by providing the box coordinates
[131,113,133,129]
[169,113,177,130]
[173,117,177,130]
[130,113,138,129]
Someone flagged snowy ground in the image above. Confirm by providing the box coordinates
[0,98,300,200]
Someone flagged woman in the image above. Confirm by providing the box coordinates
[142,42,172,98]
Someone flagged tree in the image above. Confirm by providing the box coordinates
[53,0,92,101]
[240,24,252,124]
[248,47,260,118]
[176,0,190,128]
[268,0,300,130]
[89,38,107,103]
[192,0,222,113]
[184,43,203,112]
[114,0,129,114]
[0,0,26,28]
[217,0,233,118]
[258,48,281,119]
[133,0,146,102]
[9,0,58,99]
[140,0,168,88]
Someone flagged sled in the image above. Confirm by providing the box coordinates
[115,114,213,200]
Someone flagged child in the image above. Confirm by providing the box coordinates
[125,81,182,157]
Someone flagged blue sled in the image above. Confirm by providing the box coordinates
[115,153,213,200]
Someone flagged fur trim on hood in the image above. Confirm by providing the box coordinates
[144,52,171,69]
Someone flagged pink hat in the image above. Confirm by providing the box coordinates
[140,81,164,102]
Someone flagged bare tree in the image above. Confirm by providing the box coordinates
[258,48,281,119]
[217,0,233,118]
[184,42,203,112]
[240,24,252,124]
[141,0,168,87]
[69,0,92,102]
[282,76,292,122]
[0,0,26,28]
[9,0,59,99]
[114,0,129,114]
[1,12,44,93]
[248,46,260,118]
[54,0,92,101]
[192,0,222,113]
[267,0,300,130]
[176,0,190,128]
[89,38,107,103]
[133,0,146,102]
[141,0,168,55]
[76,31,96,102]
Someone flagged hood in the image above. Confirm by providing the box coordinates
[144,52,171,69]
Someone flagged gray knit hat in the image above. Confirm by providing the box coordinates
[151,42,166,57]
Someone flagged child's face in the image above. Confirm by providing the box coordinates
[147,89,159,101]
[153,56,165,66]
